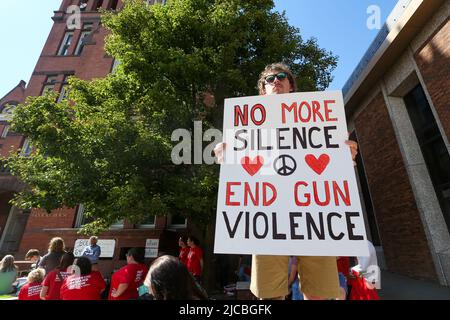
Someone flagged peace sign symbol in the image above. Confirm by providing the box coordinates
[273,154,297,176]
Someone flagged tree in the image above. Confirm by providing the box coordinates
[7,0,337,235]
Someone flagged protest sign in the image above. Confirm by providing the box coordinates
[214,91,369,256]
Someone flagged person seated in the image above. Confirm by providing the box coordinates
[60,257,106,300]
[18,268,45,300]
[0,255,18,295]
[25,249,42,270]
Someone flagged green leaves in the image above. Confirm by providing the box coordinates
[7,0,337,234]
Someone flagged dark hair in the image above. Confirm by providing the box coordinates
[25,249,40,260]
[257,62,297,95]
[0,255,17,273]
[75,256,92,276]
[57,252,75,281]
[179,235,187,245]
[145,255,207,300]
[58,252,75,271]
[187,235,200,246]
[127,247,145,264]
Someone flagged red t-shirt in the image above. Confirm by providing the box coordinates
[348,270,380,300]
[42,269,71,300]
[337,257,350,278]
[18,282,43,300]
[179,247,190,265]
[187,246,203,276]
[108,263,148,300]
[60,271,106,300]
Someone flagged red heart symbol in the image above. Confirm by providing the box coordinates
[241,156,264,176]
[305,154,330,175]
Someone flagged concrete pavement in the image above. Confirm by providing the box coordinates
[377,270,450,300]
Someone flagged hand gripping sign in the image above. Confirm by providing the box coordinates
[214,91,369,257]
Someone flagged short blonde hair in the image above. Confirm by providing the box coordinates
[27,268,45,283]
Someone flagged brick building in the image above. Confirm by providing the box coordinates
[0,0,194,278]
[344,0,450,285]
[1,0,449,290]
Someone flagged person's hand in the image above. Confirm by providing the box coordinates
[345,140,358,166]
[213,142,227,164]
[111,288,118,298]
[364,279,376,290]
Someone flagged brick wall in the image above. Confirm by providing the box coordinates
[17,224,179,277]
[414,20,450,141]
[355,92,437,281]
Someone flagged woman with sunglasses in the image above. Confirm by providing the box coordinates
[214,63,358,300]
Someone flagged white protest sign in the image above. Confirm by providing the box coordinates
[145,239,159,258]
[214,91,369,256]
[73,239,116,258]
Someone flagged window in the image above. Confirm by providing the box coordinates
[136,214,155,228]
[75,204,123,228]
[1,125,9,138]
[58,85,68,103]
[109,0,119,10]
[168,213,187,228]
[351,132,381,246]
[74,23,93,56]
[94,0,104,10]
[404,84,450,233]
[58,31,74,56]
[79,0,88,11]
[146,0,167,4]
[74,204,95,227]
[21,138,33,157]
[1,103,17,115]
[42,75,58,95]
[112,59,120,74]
[110,219,124,229]
[57,75,71,103]
[146,0,166,4]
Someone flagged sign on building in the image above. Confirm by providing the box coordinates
[145,239,159,258]
[73,239,116,258]
[214,91,369,256]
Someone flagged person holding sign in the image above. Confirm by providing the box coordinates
[214,63,359,300]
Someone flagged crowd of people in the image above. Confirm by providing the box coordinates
[0,233,208,300]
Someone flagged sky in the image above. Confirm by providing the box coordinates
[0,0,398,98]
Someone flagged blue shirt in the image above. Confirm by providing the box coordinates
[82,244,101,263]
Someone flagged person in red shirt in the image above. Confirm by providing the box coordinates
[40,252,74,300]
[109,248,148,300]
[186,235,203,283]
[336,256,351,300]
[18,268,45,300]
[60,256,106,300]
[348,241,380,300]
[178,235,189,266]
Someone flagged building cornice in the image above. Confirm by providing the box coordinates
[344,0,445,117]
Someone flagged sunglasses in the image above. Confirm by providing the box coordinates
[264,72,288,84]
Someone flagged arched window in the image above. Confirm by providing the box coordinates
[0,102,18,115]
